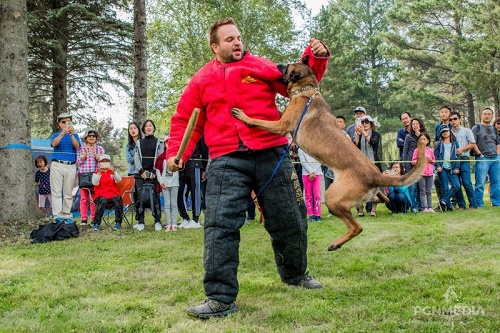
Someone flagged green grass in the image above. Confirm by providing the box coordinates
[1,204,499,333]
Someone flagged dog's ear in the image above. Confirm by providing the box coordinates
[277,64,289,83]
[301,55,310,66]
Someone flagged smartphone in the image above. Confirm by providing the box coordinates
[66,121,73,126]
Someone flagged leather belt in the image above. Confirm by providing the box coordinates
[53,159,75,165]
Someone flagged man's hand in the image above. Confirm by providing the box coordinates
[310,38,328,57]
[167,156,183,172]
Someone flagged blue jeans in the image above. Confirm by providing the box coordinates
[474,156,500,207]
[454,158,476,208]
[203,146,308,304]
[408,182,421,211]
[437,168,460,208]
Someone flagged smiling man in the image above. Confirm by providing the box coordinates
[166,18,330,318]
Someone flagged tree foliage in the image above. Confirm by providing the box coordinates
[27,0,134,131]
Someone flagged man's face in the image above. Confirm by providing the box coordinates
[211,24,243,64]
[449,114,461,128]
[336,118,346,130]
[481,109,493,123]
[401,113,411,127]
[354,111,365,119]
[440,108,450,121]
[58,118,71,130]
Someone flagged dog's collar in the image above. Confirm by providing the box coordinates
[290,85,320,97]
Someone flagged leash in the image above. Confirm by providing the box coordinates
[250,92,318,208]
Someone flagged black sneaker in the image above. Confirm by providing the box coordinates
[297,274,323,289]
[186,299,238,319]
[81,219,87,225]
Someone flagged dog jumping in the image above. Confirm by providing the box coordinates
[232,57,427,251]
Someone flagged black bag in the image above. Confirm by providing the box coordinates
[137,181,161,218]
[78,172,94,189]
[30,222,80,243]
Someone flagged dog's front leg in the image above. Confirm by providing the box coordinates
[232,108,290,136]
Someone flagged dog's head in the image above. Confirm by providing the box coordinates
[277,56,318,91]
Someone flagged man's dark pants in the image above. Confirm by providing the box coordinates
[203,145,308,304]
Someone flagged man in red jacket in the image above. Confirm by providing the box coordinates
[167,17,330,319]
[91,154,123,231]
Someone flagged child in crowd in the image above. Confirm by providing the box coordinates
[34,155,52,217]
[412,133,436,212]
[155,135,180,231]
[434,125,461,211]
[77,129,104,225]
[91,154,123,231]
[297,148,323,221]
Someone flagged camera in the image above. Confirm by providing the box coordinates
[145,171,153,179]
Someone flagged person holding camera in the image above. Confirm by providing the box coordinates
[91,154,123,231]
[50,113,81,224]
[133,119,164,231]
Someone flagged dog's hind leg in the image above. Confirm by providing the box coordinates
[327,205,363,251]
[325,187,363,251]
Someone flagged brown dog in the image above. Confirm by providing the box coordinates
[232,57,426,251]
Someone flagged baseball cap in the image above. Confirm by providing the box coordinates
[353,106,366,113]
[440,124,450,133]
[57,112,73,121]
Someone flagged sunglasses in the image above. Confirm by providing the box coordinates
[496,122,500,125]
[361,119,371,124]
[87,134,97,137]
[449,117,459,121]
[60,120,69,124]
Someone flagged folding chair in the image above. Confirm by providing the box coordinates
[98,176,135,229]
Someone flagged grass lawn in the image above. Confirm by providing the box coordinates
[1,204,499,332]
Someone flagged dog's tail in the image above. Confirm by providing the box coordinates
[375,135,427,187]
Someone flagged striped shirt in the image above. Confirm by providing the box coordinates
[451,126,475,157]
[77,145,105,173]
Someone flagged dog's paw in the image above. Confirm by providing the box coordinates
[327,244,342,251]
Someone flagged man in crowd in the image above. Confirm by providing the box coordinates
[471,107,500,207]
[449,111,477,210]
[346,106,367,142]
[50,113,80,224]
[396,112,412,160]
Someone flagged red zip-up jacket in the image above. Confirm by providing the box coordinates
[166,45,329,161]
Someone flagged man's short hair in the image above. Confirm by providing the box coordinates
[336,115,346,122]
[399,112,411,120]
[482,107,493,114]
[207,18,237,46]
[440,105,452,112]
[450,111,461,119]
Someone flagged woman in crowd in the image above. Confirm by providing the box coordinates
[354,115,381,216]
[133,119,163,231]
[126,122,142,176]
[434,125,461,211]
[76,129,104,225]
[402,117,427,212]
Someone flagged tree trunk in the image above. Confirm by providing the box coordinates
[0,0,38,224]
[50,0,69,132]
[465,91,475,128]
[133,0,147,125]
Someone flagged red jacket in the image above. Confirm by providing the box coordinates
[93,170,120,199]
[166,45,329,161]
